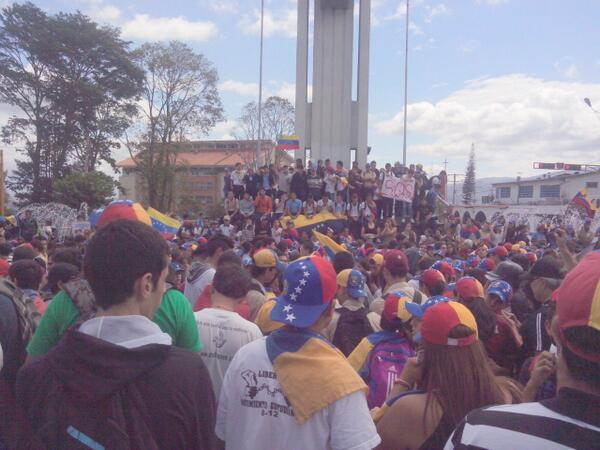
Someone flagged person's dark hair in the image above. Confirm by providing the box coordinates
[425,280,446,296]
[465,268,488,286]
[206,235,234,257]
[84,220,169,309]
[0,242,11,257]
[213,263,252,300]
[30,239,45,253]
[419,256,436,272]
[50,247,82,270]
[300,239,314,254]
[13,246,37,262]
[562,327,600,389]
[9,259,43,290]
[217,249,242,267]
[463,298,497,343]
[241,241,253,254]
[46,263,80,294]
[510,254,530,272]
[333,251,354,274]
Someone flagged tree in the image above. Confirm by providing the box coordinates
[128,41,224,211]
[235,95,294,166]
[462,143,476,205]
[0,3,143,204]
[53,171,119,209]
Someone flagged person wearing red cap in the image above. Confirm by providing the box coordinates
[370,250,424,316]
[377,301,516,450]
[454,277,497,345]
[448,252,600,449]
[489,246,508,266]
[418,268,447,298]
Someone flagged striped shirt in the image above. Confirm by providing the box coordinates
[445,388,600,450]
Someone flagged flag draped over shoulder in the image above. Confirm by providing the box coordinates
[266,328,366,424]
[147,207,181,235]
[571,189,597,218]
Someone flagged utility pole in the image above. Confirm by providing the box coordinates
[402,0,409,166]
[443,158,448,172]
[256,0,265,169]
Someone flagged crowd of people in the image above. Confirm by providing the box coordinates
[0,159,599,449]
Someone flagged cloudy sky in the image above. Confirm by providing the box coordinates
[2,0,600,178]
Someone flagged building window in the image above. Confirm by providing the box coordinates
[518,185,533,198]
[540,184,560,198]
[586,181,598,189]
[496,187,511,198]
[196,196,214,204]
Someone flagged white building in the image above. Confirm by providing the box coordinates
[491,170,600,206]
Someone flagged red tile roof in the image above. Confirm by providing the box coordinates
[116,140,289,169]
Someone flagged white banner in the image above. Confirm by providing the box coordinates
[381,176,415,203]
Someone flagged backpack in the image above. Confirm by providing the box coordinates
[361,335,415,409]
[31,381,159,450]
[63,279,97,325]
[0,279,37,360]
[332,307,374,357]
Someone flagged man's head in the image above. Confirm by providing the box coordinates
[553,251,600,391]
[205,235,234,265]
[251,248,285,286]
[212,263,252,303]
[258,188,266,197]
[290,191,297,199]
[336,269,367,302]
[9,259,43,290]
[84,220,170,317]
[418,268,446,297]
[270,255,337,330]
[383,249,409,283]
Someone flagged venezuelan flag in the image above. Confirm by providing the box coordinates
[266,328,366,424]
[282,211,346,235]
[313,230,347,260]
[571,189,597,218]
[276,135,300,151]
[147,207,182,235]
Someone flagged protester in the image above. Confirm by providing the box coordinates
[17,220,217,449]
[216,255,380,450]
[377,301,517,449]
[447,251,600,449]
[323,269,381,355]
[195,263,262,400]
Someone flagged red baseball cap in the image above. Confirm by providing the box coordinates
[455,276,484,301]
[503,243,513,251]
[492,246,508,258]
[556,251,600,362]
[419,269,446,290]
[382,291,414,323]
[384,249,408,275]
[421,301,478,346]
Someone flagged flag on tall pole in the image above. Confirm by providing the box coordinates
[276,135,300,151]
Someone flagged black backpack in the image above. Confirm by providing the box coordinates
[30,381,159,450]
[332,307,374,357]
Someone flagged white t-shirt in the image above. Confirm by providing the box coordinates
[184,268,216,305]
[216,338,381,450]
[219,224,235,237]
[195,308,262,401]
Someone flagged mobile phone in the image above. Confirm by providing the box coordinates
[416,349,425,364]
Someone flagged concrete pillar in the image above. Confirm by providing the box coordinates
[295,0,370,168]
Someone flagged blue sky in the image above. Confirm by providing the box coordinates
[2,0,600,178]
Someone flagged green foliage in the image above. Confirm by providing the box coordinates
[127,41,224,211]
[462,145,476,205]
[52,171,118,209]
[0,2,143,204]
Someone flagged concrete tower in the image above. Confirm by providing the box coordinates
[295,0,371,168]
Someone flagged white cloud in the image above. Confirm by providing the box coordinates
[425,4,450,23]
[374,74,600,177]
[121,15,218,42]
[385,0,425,21]
[212,119,238,137]
[554,59,579,80]
[238,9,297,39]
[409,22,423,35]
[200,0,239,14]
[88,4,121,23]
[219,80,259,97]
